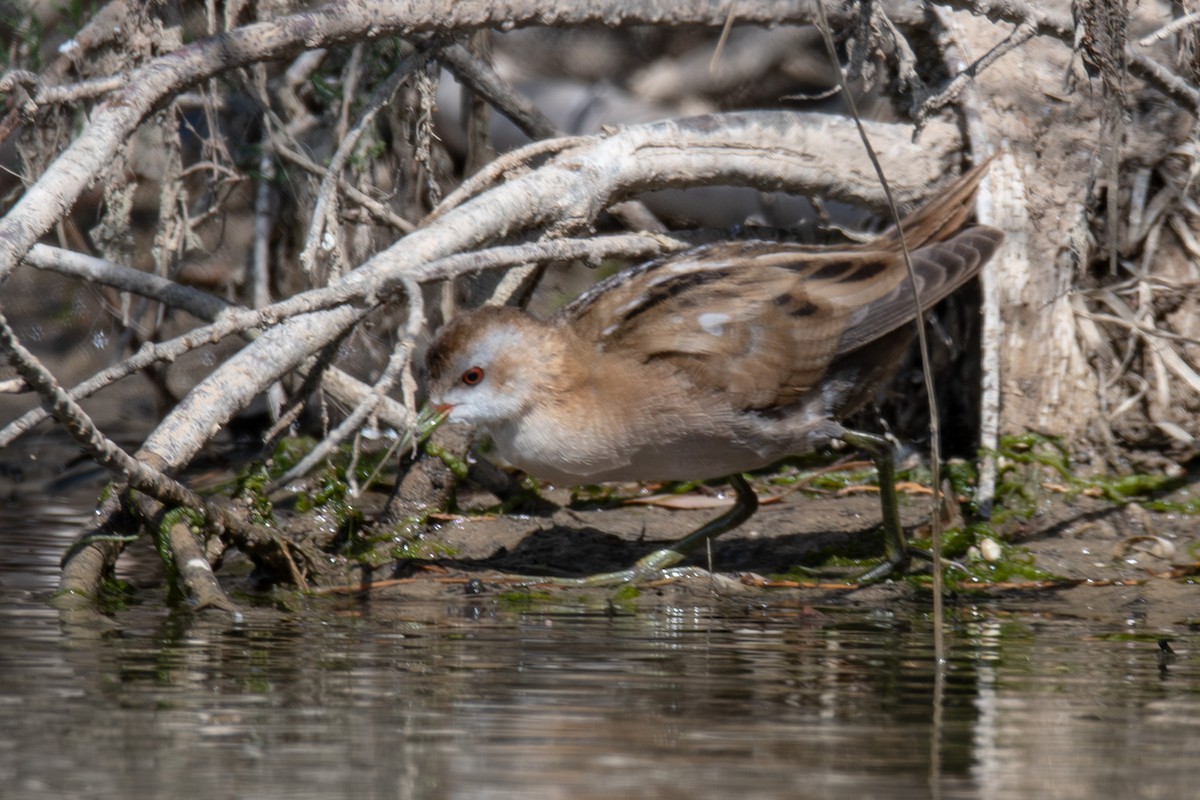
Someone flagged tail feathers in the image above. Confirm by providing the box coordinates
[914,225,1004,306]
[836,224,1004,354]
[875,154,998,250]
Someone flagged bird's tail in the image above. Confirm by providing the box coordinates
[875,154,998,250]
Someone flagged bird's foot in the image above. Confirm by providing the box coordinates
[793,547,962,583]
[507,545,693,588]
[853,549,912,583]
[504,543,762,589]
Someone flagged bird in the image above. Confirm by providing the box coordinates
[425,159,1004,585]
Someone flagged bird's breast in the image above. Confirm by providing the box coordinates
[483,392,821,485]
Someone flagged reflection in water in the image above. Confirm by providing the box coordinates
[1,490,1197,800]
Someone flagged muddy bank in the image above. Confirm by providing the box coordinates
[307,471,1200,630]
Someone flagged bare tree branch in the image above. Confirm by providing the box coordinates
[932,0,1200,108]
[0,1,840,285]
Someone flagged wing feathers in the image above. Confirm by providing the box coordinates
[562,163,1003,411]
[834,225,1004,354]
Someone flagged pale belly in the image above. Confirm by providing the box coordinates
[507,437,779,485]
[485,409,842,486]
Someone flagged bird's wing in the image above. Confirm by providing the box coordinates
[564,241,914,409]
[560,159,1004,411]
[834,226,1002,353]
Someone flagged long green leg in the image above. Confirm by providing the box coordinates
[529,474,759,587]
[839,429,910,581]
[625,473,759,575]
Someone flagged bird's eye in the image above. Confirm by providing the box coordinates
[461,366,485,386]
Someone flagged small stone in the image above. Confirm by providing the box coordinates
[979,537,1003,562]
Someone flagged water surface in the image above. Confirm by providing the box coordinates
[1,488,1196,799]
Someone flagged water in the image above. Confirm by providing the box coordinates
[2,488,1197,800]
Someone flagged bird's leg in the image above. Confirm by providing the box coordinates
[525,474,759,587]
[625,473,759,576]
[838,429,910,581]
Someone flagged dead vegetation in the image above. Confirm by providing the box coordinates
[0,0,1198,611]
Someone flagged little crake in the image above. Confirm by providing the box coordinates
[426,160,1003,585]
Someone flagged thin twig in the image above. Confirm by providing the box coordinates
[299,46,432,278]
[269,277,424,490]
[709,0,739,73]
[272,141,416,233]
[34,75,127,106]
[916,20,1036,125]
[336,43,364,143]
[461,32,496,176]
[442,42,560,142]
[1137,11,1200,47]
[1076,307,1200,348]
[425,135,591,223]
[875,6,923,98]
[1078,289,1200,394]
[252,84,286,421]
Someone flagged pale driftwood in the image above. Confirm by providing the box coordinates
[930,7,1005,514]
[3,305,267,610]
[6,245,409,447]
[941,5,1100,448]
[95,111,963,608]
[934,0,1200,110]
[0,0,845,286]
